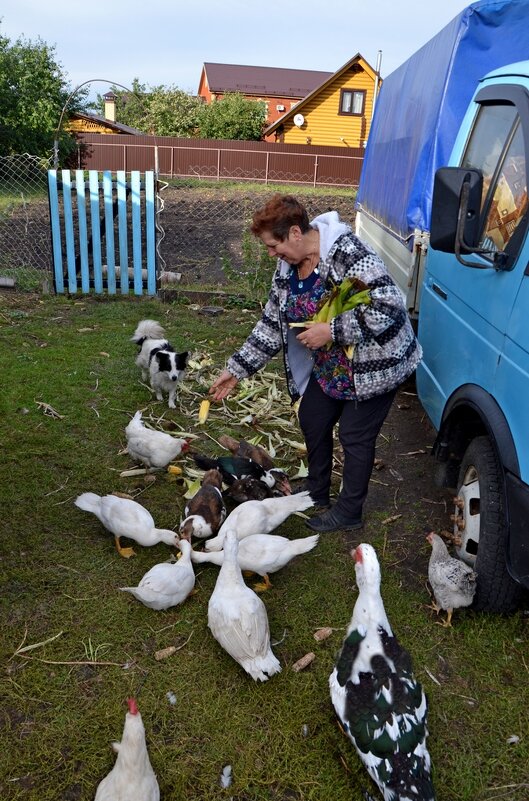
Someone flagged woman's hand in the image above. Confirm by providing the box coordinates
[296,322,332,351]
[209,369,239,401]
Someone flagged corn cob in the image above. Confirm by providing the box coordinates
[198,399,210,424]
[167,464,183,475]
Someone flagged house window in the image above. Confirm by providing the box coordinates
[339,89,365,116]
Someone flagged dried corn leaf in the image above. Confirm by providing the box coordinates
[282,438,307,453]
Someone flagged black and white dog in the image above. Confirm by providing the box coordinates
[132,319,188,409]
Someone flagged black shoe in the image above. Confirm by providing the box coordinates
[305,508,363,533]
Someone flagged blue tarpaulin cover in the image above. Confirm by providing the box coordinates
[356,0,529,244]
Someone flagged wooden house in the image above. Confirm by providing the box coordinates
[263,54,380,148]
[67,93,143,136]
[197,63,332,129]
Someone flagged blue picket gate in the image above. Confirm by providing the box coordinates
[47,169,157,295]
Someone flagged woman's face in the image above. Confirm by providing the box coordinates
[259,226,302,264]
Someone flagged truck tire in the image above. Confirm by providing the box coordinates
[454,436,522,614]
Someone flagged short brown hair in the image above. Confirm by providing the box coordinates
[251,194,310,240]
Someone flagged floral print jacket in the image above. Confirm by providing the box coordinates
[227,231,422,402]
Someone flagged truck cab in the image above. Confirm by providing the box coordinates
[417,62,529,612]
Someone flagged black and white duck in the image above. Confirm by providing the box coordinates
[329,543,435,801]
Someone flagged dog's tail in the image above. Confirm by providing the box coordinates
[131,319,166,344]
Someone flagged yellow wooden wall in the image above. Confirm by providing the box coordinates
[67,118,119,135]
[280,64,376,148]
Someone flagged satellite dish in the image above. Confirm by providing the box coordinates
[293,113,305,127]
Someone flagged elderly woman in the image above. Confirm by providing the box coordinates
[209,194,422,533]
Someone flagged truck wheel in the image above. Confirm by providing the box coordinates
[453,436,522,613]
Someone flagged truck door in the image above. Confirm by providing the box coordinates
[417,86,529,430]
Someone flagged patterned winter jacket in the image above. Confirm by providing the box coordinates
[227,230,422,402]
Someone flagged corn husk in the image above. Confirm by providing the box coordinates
[313,627,334,641]
[292,652,316,672]
[288,277,371,359]
[154,646,176,661]
[182,478,201,499]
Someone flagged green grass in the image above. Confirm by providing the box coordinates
[164,177,357,198]
[0,293,528,801]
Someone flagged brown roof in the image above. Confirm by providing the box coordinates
[202,62,333,98]
[70,112,143,136]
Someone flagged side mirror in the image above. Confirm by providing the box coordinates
[430,167,482,253]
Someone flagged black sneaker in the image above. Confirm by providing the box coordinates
[305,508,363,533]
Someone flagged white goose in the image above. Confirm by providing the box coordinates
[120,539,195,610]
[207,528,281,681]
[205,490,313,551]
[192,532,319,590]
[74,492,177,557]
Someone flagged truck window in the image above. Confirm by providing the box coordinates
[461,104,528,255]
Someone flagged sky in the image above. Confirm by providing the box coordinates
[1,0,472,101]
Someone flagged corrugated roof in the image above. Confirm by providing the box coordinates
[202,63,332,98]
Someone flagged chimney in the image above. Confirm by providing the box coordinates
[104,91,117,122]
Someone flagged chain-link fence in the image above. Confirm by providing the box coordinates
[0,154,54,291]
[0,155,357,294]
[156,179,357,295]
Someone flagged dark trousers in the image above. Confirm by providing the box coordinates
[298,375,397,519]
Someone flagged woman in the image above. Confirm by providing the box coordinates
[209,194,422,533]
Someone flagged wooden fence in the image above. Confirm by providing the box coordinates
[74,134,364,189]
[48,169,157,295]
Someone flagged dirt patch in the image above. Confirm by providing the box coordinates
[158,186,357,284]
[361,377,450,587]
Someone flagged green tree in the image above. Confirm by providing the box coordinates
[198,93,266,140]
[94,80,202,137]
[0,28,80,158]
[146,86,202,136]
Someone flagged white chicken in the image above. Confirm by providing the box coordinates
[426,530,477,627]
[94,697,159,801]
[191,532,319,590]
[120,539,195,609]
[207,528,281,681]
[205,490,314,551]
[74,492,177,557]
[329,543,435,801]
[125,410,189,469]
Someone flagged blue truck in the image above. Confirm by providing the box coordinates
[355,0,529,612]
